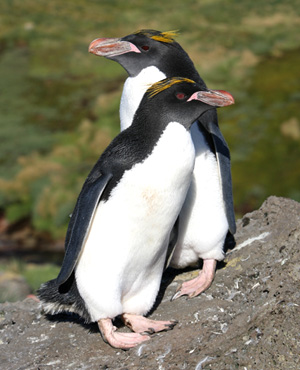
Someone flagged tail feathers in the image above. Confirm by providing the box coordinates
[37,274,91,323]
[38,279,78,315]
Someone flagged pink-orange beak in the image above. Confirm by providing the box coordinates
[188,89,235,107]
[89,38,140,57]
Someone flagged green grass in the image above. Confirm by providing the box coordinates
[0,259,60,294]
[24,263,60,292]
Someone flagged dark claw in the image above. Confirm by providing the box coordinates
[166,320,178,330]
[142,327,155,335]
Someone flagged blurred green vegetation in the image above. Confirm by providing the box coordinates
[0,258,60,293]
[0,0,300,241]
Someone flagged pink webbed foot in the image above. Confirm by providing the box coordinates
[122,313,178,334]
[172,259,217,300]
[98,318,150,349]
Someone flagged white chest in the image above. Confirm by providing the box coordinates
[112,121,195,207]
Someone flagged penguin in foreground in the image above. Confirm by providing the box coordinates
[89,29,236,299]
[38,78,234,349]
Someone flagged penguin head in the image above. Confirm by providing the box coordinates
[136,77,234,130]
[89,30,201,82]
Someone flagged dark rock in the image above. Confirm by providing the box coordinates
[0,196,299,369]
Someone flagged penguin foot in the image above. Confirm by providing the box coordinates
[98,318,150,349]
[171,259,217,300]
[122,313,178,334]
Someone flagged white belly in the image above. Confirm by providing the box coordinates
[75,122,195,321]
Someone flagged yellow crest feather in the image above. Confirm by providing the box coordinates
[134,29,179,43]
[147,77,195,98]
[151,30,179,43]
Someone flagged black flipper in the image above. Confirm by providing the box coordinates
[56,172,113,285]
[198,110,236,234]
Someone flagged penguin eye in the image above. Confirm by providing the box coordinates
[176,92,187,100]
[141,45,150,51]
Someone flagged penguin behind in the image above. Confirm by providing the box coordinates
[89,30,236,299]
[38,78,234,350]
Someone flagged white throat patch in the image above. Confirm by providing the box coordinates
[120,66,166,131]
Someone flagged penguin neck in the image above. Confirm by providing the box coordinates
[120,66,166,131]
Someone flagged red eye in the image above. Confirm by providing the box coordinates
[141,45,149,51]
[176,93,186,100]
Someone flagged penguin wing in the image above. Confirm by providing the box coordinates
[56,172,113,285]
[199,111,236,235]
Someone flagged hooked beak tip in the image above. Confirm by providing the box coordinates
[217,90,235,106]
[88,38,106,54]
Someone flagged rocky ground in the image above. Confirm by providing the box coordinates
[0,196,299,370]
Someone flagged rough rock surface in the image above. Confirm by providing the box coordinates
[0,196,299,370]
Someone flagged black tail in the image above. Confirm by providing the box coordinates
[37,272,91,323]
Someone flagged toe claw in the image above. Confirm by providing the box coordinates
[143,327,155,335]
[171,290,184,301]
[166,321,177,330]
